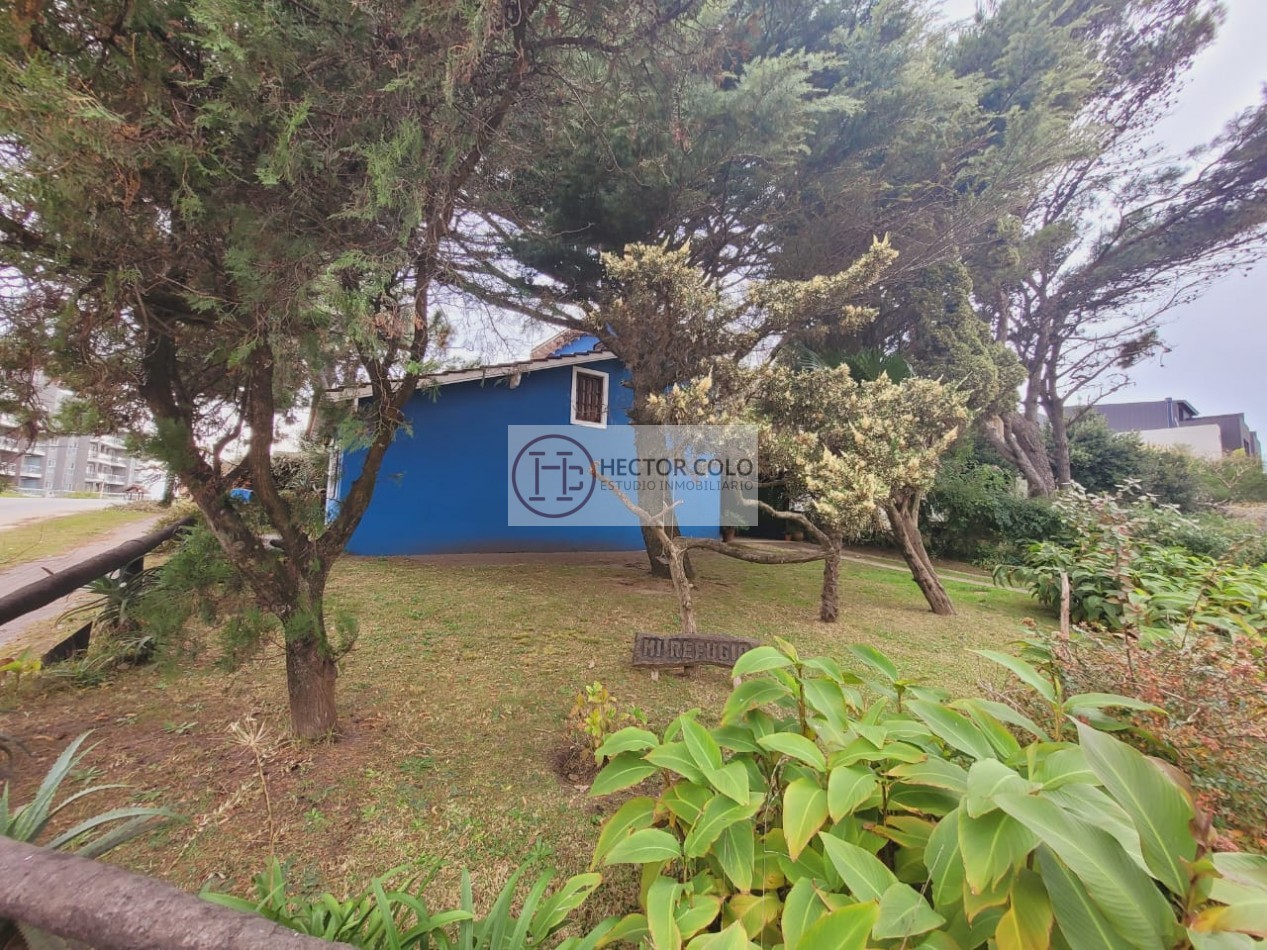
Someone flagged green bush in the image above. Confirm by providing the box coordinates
[2,733,170,946]
[1004,629,1267,852]
[995,489,1267,638]
[1063,415,1209,512]
[586,639,1267,948]
[924,459,1061,566]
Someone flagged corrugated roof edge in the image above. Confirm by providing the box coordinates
[326,347,609,401]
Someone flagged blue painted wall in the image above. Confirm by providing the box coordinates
[337,357,717,555]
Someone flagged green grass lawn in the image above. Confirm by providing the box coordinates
[0,549,1047,918]
[0,507,156,569]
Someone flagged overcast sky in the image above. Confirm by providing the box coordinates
[938,0,1267,437]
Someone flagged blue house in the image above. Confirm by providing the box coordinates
[330,332,723,555]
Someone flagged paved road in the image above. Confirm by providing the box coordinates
[0,514,165,652]
[0,497,120,530]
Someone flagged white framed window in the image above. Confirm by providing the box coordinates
[570,367,608,428]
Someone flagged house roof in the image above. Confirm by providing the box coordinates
[530,329,591,360]
[328,346,610,402]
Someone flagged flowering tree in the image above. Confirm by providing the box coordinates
[762,367,971,619]
[586,241,894,577]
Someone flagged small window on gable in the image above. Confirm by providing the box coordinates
[571,368,608,428]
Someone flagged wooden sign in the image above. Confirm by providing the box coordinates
[632,632,759,669]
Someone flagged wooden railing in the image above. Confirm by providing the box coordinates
[0,515,196,663]
[0,837,351,949]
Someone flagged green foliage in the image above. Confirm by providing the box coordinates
[925,450,1062,566]
[996,488,1267,638]
[0,732,168,853]
[1064,414,1209,512]
[0,649,42,695]
[567,683,648,764]
[203,858,605,950]
[588,639,1267,947]
[1008,629,1267,852]
[1199,451,1267,504]
[0,733,171,946]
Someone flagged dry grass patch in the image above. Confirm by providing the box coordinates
[0,549,1044,921]
[0,506,156,570]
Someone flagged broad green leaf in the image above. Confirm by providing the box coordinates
[964,760,1032,818]
[1035,846,1124,950]
[596,913,649,948]
[1032,747,1097,790]
[595,727,660,763]
[994,868,1053,950]
[757,733,827,772]
[713,724,762,754]
[646,743,707,785]
[662,783,713,827]
[907,700,995,761]
[532,873,603,938]
[647,876,682,950]
[722,679,791,725]
[802,678,849,734]
[1065,694,1164,714]
[958,808,1037,893]
[705,762,751,805]
[925,810,964,911]
[1211,852,1267,901]
[876,814,935,850]
[888,758,968,794]
[1192,902,1267,939]
[684,793,762,858]
[676,894,722,939]
[874,882,945,940]
[590,753,658,797]
[996,794,1174,948]
[784,779,829,861]
[727,893,782,939]
[958,702,1022,759]
[849,644,899,682]
[593,797,656,863]
[1042,784,1147,871]
[1186,929,1258,950]
[685,920,751,950]
[828,765,879,820]
[953,698,1050,741]
[797,903,878,950]
[716,820,756,892]
[781,877,825,950]
[732,646,792,677]
[819,833,897,902]
[680,715,724,772]
[603,828,682,866]
[975,650,1056,702]
[1074,722,1194,896]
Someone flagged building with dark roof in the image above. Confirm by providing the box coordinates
[1089,398,1261,460]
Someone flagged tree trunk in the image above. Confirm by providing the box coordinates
[820,538,842,623]
[284,634,338,740]
[642,523,695,579]
[885,497,955,616]
[981,412,1057,497]
[662,532,698,636]
[1044,393,1073,488]
[632,420,695,579]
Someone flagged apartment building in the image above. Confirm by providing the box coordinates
[0,383,143,495]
